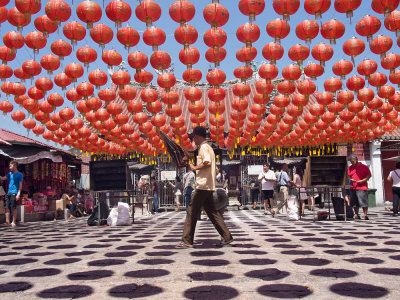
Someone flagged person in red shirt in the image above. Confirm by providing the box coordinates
[348,154,372,220]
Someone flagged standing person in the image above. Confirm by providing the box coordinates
[294,167,308,216]
[0,160,23,227]
[249,176,260,209]
[176,126,233,248]
[183,168,195,209]
[169,176,182,212]
[84,190,94,215]
[387,162,400,216]
[258,163,276,216]
[151,177,159,213]
[348,154,371,220]
[276,164,292,213]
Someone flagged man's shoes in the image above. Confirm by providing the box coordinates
[361,216,369,220]
[10,223,16,227]
[354,215,361,220]
[216,241,233,248]
[175,242,193,249]
[393,213,399,217]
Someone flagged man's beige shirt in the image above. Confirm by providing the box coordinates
[195,141,216,191]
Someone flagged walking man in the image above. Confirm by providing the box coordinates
[183,168,195,209]
[348,154,371,220]
[258,163,276,216]
[177,126,233,248]
[0,160,23,227]
[276,164,291,213]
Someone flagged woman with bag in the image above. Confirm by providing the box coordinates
[387,162,400,216]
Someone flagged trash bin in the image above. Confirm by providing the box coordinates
[368,189,377,208]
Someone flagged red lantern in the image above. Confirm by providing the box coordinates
[86,97,102,111]
[25,31,46,54]
[343,37,365,64]
[117,26,140,50]
[118,85,137,102]
[357,58,378,79]
[378,85,396,99]
[385,10,400,35]
[346,75,365,93]
[179,46,200,68]
[321,19,345,44]
[11,110,25,123]
[59,107,74,121]
[311,43,333,66]
[208,88,226,102]
[236,23,261,46]
[304,63,324,80]
[150,50,171,70]
[22,118,36,131]
[206,69,226,86]
[203,2,229,27]
[372,0,400,16]
[7,7,31,30]
[357,88,375,105]
[76,82,94,99]
[65,63,84,82]
[143,27,166,51]
[273,0,300,20]
[76,46,97,67]
[381,52,400,73]
[15,0,41,17]
[296,20,319,43]
[203,27,227,47]
[239,0,265,20]
[185,87,202,102]
[14,68,29,82]
[135,0,161,26]
[334,0,362,19]
[262,42,284,64]
[88,69,108,88]
[356,15,381,42]
[324,77,342,93]
[40,54,60,75]
[146,101,162,114]
[47,93,64,108]
[106,0,132,28]
[76,0,102,29]
[183,69,202,84]
[28,86,44,101]
[0,100,13,115]
[3,31,24,52]
[0,46,15,64]
[98,88,116,102]
[348,101,364,113]
[174,24,198,47]
[233,83,251,97]
[209,101,225,114]
[316,91,334,106]
[304,0,331,19]
[236,46,257,64]
[51,40,72,60]
[389,69,400,87]
[0,64,12,80]
[128,51,148,72]
[34,15,57,37]
[288,44,309,66]
[258,63,278,82]
[292,93,309,106]
[370,35,393,58]
[169,0,195,24]
[134,71,153,86]
[12,82,26,96]
[274,94,290,107]
[297,80,316,97]
[54,72,72,90]
[90,24,114,48]
[106,102,123,116]
[35,77,53,94]
[337,90,354,105]
[63,21,86,45]
[332,59,353,79]
[140,88,158,103]
[166,104,182,118]
[22,59,42,78]
[45,0,71,25]
[111,70,131,89]
[367,98,383,110]
[266,19,290,43]
[188,101,205,114]
[157,73,176,91]
[368,72,388,88]
[234,66,253,81]
[127,101,143,114]
[255,80,274,94]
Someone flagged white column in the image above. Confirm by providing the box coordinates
[370,140,384,206]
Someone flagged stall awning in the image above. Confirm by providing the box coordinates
[0,146,63,164]
[222,160,241,166]
[128,162,153,170]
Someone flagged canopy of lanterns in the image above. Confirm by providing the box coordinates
[0,0,399,158]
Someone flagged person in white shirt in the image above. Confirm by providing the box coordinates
[258,163,276,216]
[387,161,400,216]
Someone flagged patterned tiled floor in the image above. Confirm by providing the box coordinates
[0,208,399,299]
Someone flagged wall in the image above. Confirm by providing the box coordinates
[380,142,400,203]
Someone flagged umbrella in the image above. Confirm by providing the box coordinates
[158,130,192,168]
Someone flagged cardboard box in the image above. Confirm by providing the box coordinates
[55,199,67,211]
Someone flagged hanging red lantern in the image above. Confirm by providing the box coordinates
[203,2,229,27]
[0,81,13,95]
[209,101,225,114]
[233,83,251,97]
[23,118,36,131]
[47,93,64,108]
[3,31,24,52]
[370,35,393,58]
[54,72,72,90]
[343,37,365,64]
[273,94,290,107]
[372,0,400,16]
[239,0,265,21]
[76,82,94,100]
[367,98,383,110]
[22,59,42,78]
[169,0,195,24]
[206,69,226,86]
[356,15,381,42]
[378,85,396,99]
[45,0,71,25]
[258,63,278,82]
[63,21,86,45]
[348,101,364,113]
[40,54,60,75]
[157,73,176,91]
[381,52,400,73]
[118,85,137,102]
[95,108,110,122]
[143,27,166,51]
[183,69,202,84]
[311,43,333,66]
[282,65,302,82]
[273,0,300,20]
[65,63,84,82]
[0,64,12,80]
[166,104,182,118]
[117,26,140,50]
[140,88,158,103]
[262,42,284,64]
[188,101,205,115]
[357,58,378,79]
[106,102,123,116]
[0,7,7,25]
[332,59,353,79]
[288,44,309,66]
[150,50,171,70]
[35,77,53,95]
[76,46,97,68]
[14,68,30,82]
[179,46,200,68]
[266,19,290,43]
[146,101,162,114]
[128,51,148,72]
[134,71,153,86]
[389,92,400,107]
[161,91,179,106]
[296,20,319,43]
[127,101,143,114]
[236,46,257,64]
[98,88,116,102]
[337,90,354,105]
[385,10,400,35]
[34,15,57,37]
[7,7,31,30]
[357,87,375,102]
[106,0,132,28]
[316,91,334,106]
[174,24,198,48]
[292,93,309,106]
[203,27,227,48]
[389,69,400,87]
[0,100,13,115]
[15,0,41,17]
[368,72,388,88]
[304,63,324,80]
[51,40,72,60]
[0,46,16,64]
[321,19,345,44]
[90,24,114,48]
[255,80,274,95]
[28,86,44,101]
[208,88,226,102]
[334,0,362,19]
[11,110,25,123]
[86,97,102,111]
[12,82,26,96]
[346,75,365,93]
[304,0,331,19]
[59,107,74,121]
[111,70,131,90]
[236,22,261,46]
[102,49,122,69]
[66,88,82,103]
[324,77,342,93]
[234,66,253,81]
[76,0,102,29]
[135,0,161,26]
[297,80,316,97]
[88,69,107,89]
[184,87,202,102]
[25,31,46,54]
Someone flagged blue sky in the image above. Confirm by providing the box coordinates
[0,0,397,147]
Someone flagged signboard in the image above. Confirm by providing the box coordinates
[161,171,177,181]
[25,205,49,214]
[248,165,263,176]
